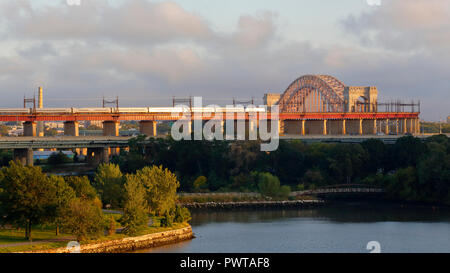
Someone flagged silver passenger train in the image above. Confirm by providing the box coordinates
[0,106,266,115]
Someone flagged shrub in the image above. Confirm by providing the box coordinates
[174,205,191,223]
[160,210,174,227]
[257,172,281,197]
[279,185,291,199]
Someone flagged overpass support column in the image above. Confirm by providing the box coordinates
[103,121,119,136]
[373,119,377,135]
[384,119,389,135]
[359,119,363,135]
[23,121,37,137]
[13,148,33,166]
[64,121,79,136]
[342,120,346,135]
[139,121,157,137]
[323,120,327,135]
[416,118,420,134]
[102,147,109,164]
[87,147,109,166]
[301,120,306,135]
[395,119,399,135]
[402,119,407,134]
[409,119,414,134]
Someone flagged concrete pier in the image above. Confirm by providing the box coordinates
[13,148,33,166]
[139,121,157,137]
[23,122,37,137]
[87,147,109,166]
[64,121,79,136]
[103,121,119,136]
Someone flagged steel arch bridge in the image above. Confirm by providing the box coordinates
[277,74,346,113]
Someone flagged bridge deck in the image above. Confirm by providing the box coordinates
[0,112,419,122]
[0,134,445,149]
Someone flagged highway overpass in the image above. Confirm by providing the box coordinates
[1,134,446,167]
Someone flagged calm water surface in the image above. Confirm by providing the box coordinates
[139,203,450,253]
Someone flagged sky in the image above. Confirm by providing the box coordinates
[0,0,449,121]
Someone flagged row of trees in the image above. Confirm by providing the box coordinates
[0,162,190,241]
[111,135,449,204]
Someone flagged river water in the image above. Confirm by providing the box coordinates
[139,202,450,253]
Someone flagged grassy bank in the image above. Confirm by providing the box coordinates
[0,221,189,253]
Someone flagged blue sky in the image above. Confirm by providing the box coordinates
[0,0,449,121]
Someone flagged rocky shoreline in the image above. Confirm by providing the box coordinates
[182,199,326,210]
[22,226,194,253]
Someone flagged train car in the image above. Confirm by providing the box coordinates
[35,108,73,114]
[148,107,189,113]
[116,107,149,113]
[0,108,31,114]
[73,108,113,114]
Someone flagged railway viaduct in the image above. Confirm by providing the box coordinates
[0,74,420,166]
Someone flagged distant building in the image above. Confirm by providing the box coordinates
[447,116,450,124]
[84,120,103,128]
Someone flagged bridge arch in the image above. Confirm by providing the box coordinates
[277,75,346,113]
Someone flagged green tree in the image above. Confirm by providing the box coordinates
[0,150,12,167]
[93,163,124,208]
[257,172,281,197]
[106,215,117,236]
[0,161,57,240]
[301,169,325,187]
[44,127,58,136]
[132,165,180,216]
[61,198,105,241]
[47,151,71,165]
[0,124,9,136]
[48,175,76,236]
[65,176,98,201]
[121,175,149,235]
[193,175,207,190]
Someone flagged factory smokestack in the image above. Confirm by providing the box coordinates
[37,87,44,137]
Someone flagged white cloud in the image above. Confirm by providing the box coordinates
[0,0,448,120]
[342,0,450,53]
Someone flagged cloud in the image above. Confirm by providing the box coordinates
[232,12,277,49]
[0,0,448,120]
[341,0,450,53]
[2,0,213,44]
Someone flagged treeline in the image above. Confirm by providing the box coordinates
[0,162,190,241]
[112,135,450,204]
[420,122,450,134]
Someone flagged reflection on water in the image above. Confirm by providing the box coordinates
[136,202,450,253]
